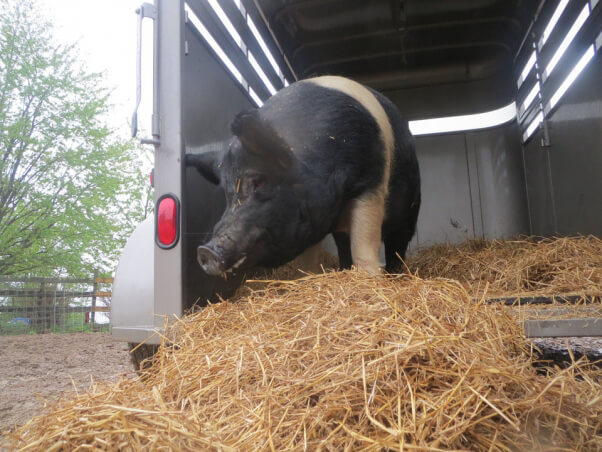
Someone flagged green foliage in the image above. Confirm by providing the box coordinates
[0,0,150,277]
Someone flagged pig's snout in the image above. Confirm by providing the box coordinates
[197,244,225,276]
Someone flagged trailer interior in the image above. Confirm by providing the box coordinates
[112,0,602,344]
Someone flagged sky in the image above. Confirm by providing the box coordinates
[38,0,154,138]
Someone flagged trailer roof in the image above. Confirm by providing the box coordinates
[253,0,540,90]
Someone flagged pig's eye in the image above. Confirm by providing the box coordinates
[250,177,264,192]
[239,176,264,199]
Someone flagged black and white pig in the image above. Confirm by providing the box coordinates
[186,75,420,275]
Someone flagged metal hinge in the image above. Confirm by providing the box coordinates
[137,2,156,20]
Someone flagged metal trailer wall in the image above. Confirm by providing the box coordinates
[522,55,602,236]
[410,124,529,247]
[152,0,185,326]
[181,1,256,310]
[382,72,530,247]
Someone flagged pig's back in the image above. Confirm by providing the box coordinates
[259,78,390,200]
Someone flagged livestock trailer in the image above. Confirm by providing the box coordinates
[112,0,602,352]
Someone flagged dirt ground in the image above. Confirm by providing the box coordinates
[0,333,134,446]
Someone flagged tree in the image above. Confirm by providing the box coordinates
[0,0,149,277]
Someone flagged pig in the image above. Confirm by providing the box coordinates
[186,75,420,275]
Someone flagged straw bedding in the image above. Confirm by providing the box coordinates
[9,237,602,451]
[407,235,602,299]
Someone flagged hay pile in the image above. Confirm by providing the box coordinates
[407,236,602,298]
[10,272,602,451]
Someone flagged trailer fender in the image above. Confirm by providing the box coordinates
[111,216,156,343]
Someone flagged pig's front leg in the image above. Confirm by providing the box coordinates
[349,192,385,275]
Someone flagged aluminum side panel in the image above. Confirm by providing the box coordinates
[546,56,602,236]
[154,0,184,324]
[466,124,529,239]
[413,134,475,246]
[412,122,529,248]
[522,55,602,236]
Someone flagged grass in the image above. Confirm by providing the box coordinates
[0,311,109,335]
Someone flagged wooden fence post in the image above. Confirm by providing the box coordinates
[38,281,45,332]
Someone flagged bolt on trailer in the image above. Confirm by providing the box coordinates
[112,0,602,351]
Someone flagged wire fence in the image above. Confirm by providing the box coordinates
[0,273,112,335]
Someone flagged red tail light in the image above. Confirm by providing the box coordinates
[156,194,180,248]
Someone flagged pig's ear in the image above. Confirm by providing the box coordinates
[185,143,225,185]
[231,110,294,175]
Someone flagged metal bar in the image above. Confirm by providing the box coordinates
[153,0,184,328]
[186,0,271,100]
[544,147,559,231]
[0,290,95,298]
[243,0,297,81]
[516,61,539,97]
[531,0,575,56]
[517,89,543,125]
[536,0,588,70]
[219,0,284,91]
[132,2,157,138]
[132,5,143,137]
[485,294,601,305]
[151,0,160,140]
[540,6,602,102]
[91,269,98,325]
[0,276,92,284]
[0,306,110,313]
[513,0,547,63]
[518,101,543,130]
[520,144,534,235]
[525,318,602,337]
